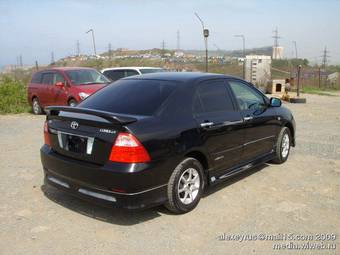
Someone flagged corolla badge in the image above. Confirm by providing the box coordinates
[70,121,79,129]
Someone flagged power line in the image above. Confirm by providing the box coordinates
[272,27,281,59]
[76,40,80,56]
[51,51,55,64]
[272,27,281,48]
[292,41,298,59]
[321,46,330,69]
[161,40,166,57]
[19,55,23,67]
[108,42,112,60]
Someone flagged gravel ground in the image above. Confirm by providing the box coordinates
[0,93,339,255]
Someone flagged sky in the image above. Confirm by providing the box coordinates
[1,0,340,67]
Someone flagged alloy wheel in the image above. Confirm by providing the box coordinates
[281,133,290,158]
[33,99,40,114]
[177,168,200,205]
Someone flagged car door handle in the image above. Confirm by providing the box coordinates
[200,122,214,128]
[243,116,253,121]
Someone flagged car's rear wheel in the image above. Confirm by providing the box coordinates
[32,98,42,115]
[272,127,291,164]
[164,158,204,214]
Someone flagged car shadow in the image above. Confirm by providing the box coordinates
[41,163,269,224]
[41,184,163,226]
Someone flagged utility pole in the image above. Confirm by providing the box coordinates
[35,61,39,71]
[234,34,246,79]
[86,29,97,56]
[292,41,298,59]
[161,40,166,58]
[318,66,321,88]
[19,55,23,67]
[272,27,281,59]
[76,40,80,56]
[321,46,330,70]
[108,43,112,61]
[176,30,180,50]
[51,51,55,64]
[195,12,209,72]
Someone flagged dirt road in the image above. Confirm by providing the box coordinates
[0,93,339,254]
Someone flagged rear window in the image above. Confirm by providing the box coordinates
[79,79,177,115]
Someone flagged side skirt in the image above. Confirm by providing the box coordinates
[208,152,275,185]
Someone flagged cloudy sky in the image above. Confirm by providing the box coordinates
[1,0,340,67]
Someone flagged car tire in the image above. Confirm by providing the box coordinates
[272,127,291,164]
[164,158,204,214]
[32,98,43,115]
[68,99,77,107]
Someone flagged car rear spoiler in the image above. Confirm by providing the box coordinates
[45,106,137,124]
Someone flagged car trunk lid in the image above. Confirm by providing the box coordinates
[45,106,140,165]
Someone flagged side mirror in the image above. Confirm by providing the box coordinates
[270,97,282,107]
[55,81,64,88]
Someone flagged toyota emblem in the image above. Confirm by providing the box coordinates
[70,121,79,129]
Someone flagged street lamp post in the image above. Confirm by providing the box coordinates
[234,35,245,79]
[86,29,97,56]
[297,65,302,97]
[195,13,209,72]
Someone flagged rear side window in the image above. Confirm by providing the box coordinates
[103,70,125,81]
[126,70,139,77]
[41,73,54,85]
[31,72,42,84]
[139,69,164,74]
[79,79,177,115]
[194,80,234,114]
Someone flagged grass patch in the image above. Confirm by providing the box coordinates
[0,76,31,114]
[301,86,338,96]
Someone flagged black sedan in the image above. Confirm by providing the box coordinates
[41,72,296,214]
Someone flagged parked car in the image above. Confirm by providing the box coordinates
[41,72,296,214]
[27,67,110,114]
[101,67,165,82]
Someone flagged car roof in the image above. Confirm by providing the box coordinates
[123,72,236,83]
[101,67,163,72]
[37,67,96,72]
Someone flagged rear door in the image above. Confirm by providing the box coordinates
[28,72,43,102]
[51,71,68,105]
[40,72,54,106]
[193,79,244,173]
[227,79,277,162]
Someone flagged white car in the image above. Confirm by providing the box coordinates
[101,67,165,82]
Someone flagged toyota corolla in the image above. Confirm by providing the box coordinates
[40,72,296,214]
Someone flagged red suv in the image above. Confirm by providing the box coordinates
[27,67,110,114]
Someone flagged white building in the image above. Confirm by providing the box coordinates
[245,55,271,86]
[327,72,339,86]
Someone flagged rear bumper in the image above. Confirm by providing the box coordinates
[40,145,168,210]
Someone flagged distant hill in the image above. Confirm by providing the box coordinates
[184,46,272,57]
[98,46,273,58]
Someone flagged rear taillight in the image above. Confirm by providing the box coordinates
[109,132,150,163]
[44,121,51,146]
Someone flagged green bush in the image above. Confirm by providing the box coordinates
[0,76,30,114]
